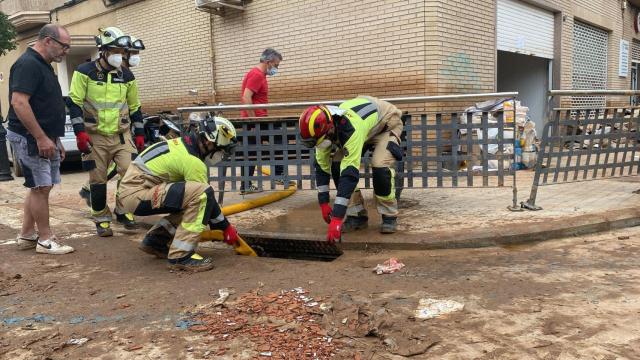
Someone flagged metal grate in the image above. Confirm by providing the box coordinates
[210,112,516,192]
[572,21,608,109]
[523,107,640,210]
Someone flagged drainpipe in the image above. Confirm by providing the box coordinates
[209,12,218,104]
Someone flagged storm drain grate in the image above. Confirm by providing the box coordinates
[242,236,343,262]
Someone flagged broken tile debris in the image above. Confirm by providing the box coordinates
[189,288,341,358]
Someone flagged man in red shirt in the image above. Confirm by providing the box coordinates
[239,48,283,194]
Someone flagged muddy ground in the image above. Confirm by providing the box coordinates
[1,168,640,359]
[2,224,640,359]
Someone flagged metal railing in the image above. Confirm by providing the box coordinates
[522,90,640,210]
[177,93,521,207]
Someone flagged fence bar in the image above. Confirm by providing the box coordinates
[523,90,640,210]
[177,92,519,113]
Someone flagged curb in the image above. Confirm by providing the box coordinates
[241,207,640,251]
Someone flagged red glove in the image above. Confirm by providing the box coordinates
[135,135,145,152]
[327,217,343,244]
[223,223,239,245]
[76,131,92,154]
[320,203,332,224]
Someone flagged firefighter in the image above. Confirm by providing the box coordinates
[298,96,404,243]
[68,27,144,236]
[78,36,147,207]
[117,117,240,272]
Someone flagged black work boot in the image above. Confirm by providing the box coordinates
[168,252,215,272]
[139,232,171,259]
[95,221,113,237]
[115,212,138,230]
[79,187,91,207]
[342,215,368,233]
[380,215,397,234]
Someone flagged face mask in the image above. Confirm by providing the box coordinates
[107,53,123,68]
[266,66,278,76]
[317,139,332,149]
[128,54,141,67]
[107,54,122,68]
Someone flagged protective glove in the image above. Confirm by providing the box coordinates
[326,217,343,244]
[320,203,332,224]
[223,223,239,245]
[135,135,145,153]
[76,131,92,154]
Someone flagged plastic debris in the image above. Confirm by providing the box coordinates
[213,288,231,307]
[414,298,464,319]
[373,257,406,274]
[260,351,272,357]
[66,338,89,346]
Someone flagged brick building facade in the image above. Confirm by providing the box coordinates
[1,0,640,122]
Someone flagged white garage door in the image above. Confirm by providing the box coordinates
[497,0,555,59]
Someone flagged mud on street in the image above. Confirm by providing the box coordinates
[2,209,640,359]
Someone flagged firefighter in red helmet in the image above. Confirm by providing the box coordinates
[299,96,404,243]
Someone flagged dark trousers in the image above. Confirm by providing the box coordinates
[240,124,284,188]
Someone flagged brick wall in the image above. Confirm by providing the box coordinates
[211,0,429,116]
[116,0,213,113]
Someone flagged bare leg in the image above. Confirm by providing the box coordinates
[20,191,36,237]
[28,186,53,240]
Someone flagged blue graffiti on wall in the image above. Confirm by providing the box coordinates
[440,52,481,88]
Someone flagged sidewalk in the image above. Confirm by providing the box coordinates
[0,169,638,249]
[229,170,640,249]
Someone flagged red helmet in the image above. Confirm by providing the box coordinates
[298,105,333,148]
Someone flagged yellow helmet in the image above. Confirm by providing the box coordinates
[95,27,131,48]
[130,36,145,51]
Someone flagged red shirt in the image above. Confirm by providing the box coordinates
[240,67,268,117]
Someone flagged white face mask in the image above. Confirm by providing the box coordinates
[128,54,141,67]
[107,53,123,68]
[317,139,332,149]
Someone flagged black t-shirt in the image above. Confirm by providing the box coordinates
[7,47,65,137]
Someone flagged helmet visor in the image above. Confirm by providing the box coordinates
[131,39,145,50]
[114,36,132,48]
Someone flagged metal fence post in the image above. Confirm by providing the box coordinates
[508,97,522,211]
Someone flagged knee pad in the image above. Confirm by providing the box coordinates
[89,183,107,212]
[201,186,217,225]
[164,182,185,213]
[82,159,96,171]
[372,167,393,198]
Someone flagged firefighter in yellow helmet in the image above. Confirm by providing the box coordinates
[118,117,240,272]
[77,35,146,207]
[68,27,144,237]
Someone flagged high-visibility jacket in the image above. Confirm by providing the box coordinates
[315,96,397,218]
[68,60,143,136]
[132,136,208,184]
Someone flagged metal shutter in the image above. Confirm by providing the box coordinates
[497,0,555,59]
[572,21,608,109]
[632,39,640,62]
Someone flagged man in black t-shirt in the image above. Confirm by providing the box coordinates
[6,24,74,255]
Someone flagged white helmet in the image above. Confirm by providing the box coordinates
[196,116,238,156]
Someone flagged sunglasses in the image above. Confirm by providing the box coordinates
[48,36,71,50]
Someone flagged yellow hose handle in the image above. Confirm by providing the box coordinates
[199,166,294,257]
[200,230,258,257]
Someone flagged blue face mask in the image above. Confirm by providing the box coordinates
[267,66,278,76]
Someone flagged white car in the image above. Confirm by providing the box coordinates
[6,114,80,177]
